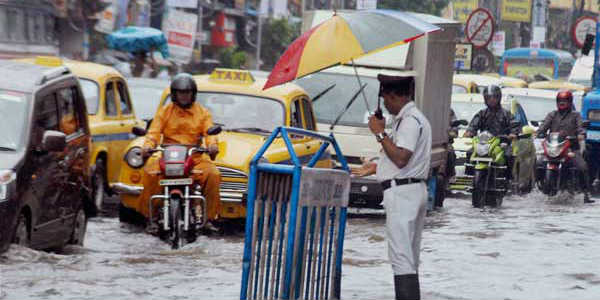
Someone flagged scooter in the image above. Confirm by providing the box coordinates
[465,131,511,208]
[141,126,221,249]
[536,132,585,197]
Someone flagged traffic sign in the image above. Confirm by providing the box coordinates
[572,16,596,48]
[465,8,495,49]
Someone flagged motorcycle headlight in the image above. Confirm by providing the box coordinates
[0,169,16,201]
[125,147,144,169]
[165,164,185,176]
[547,145,562,158]
[476,143,490,156]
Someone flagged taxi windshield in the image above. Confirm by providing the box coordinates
[79,79,99,114]
[166,93,285,132]
[0,90,29,151]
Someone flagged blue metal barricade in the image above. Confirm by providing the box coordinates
[241,127,350,300]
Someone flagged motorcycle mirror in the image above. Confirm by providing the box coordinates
[207,125,222,135]
[530,120,540,127]
[132,126,147,136]
[582,120,591,129]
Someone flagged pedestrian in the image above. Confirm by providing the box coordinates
[352,75,432,300]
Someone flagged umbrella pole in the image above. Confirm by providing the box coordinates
[351,59,372,113]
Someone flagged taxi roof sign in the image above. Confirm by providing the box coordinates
[34,56,64,67]
[209,68,255,84]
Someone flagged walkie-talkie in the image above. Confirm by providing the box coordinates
[374,96,383,119]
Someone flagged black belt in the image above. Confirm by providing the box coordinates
[381,178,425,191]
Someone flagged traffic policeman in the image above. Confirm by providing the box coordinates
[352,75,431,300]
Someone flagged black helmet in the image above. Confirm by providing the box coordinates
[170,73,197,108]
[482,84,502,108]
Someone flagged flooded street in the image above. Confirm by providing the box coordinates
[1,192,599,300]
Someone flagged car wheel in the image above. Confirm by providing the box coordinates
[93,158,108,215]
[69,207,87,246]
[13,214,29,247]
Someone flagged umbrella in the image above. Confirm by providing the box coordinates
[263,10,440,90]
[106,26,170,58]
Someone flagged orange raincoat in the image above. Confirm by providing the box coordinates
[138,102,221,221]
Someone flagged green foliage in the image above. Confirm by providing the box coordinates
[219,47,248,69]
[260,18,301,69]
[377,0,450,16]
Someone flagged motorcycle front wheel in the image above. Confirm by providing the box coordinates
[169,199,184,249]
[472,169,487,208]
[544,169,558,196]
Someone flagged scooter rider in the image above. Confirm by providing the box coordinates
[140,73,223,231]
[536,90,594,203]
[463,85,520,179]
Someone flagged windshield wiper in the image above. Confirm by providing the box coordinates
[227,127,272,134]
[0,146,16,151]
[311,83,336,103]
[330,83,368,130]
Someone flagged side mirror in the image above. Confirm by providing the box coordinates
[451,119,468,127]
[42,130,66,152]
[582,34,595,56]
[207,125,222,135]
[583,120,591,129]
[530,120,540,127]
[132,126,147,136]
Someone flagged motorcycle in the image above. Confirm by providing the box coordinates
[138,125,222,249]
[536,132,584,196]
[465,131,512,208]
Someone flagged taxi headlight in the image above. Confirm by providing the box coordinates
[0,169,16,201]
[125,147,144,169]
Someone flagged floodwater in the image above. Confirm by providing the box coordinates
[1,192,599,300]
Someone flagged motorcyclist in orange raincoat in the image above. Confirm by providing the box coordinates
[140,73,221,232]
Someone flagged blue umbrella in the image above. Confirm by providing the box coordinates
[106,26,170,58]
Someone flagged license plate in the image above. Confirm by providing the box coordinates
[587,130,600,140]
[159,178,193,186]
[472,157,493,162]
[456,151,467,159]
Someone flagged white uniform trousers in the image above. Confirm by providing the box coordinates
[383,181,427,275]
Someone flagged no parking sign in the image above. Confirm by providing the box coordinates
[465,8,495,49]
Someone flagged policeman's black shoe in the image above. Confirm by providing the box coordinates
[394,274,420,300]
[584,194,595,204]
[145,223,159,235]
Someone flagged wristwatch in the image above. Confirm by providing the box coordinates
[375,132,387,143]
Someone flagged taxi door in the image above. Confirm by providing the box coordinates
[101,79,129,183]
[110,80,140,183]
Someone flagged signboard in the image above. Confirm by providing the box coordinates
[532,26,546,45]
[356,0,377,10]
[94,0,117,34]
[451,0,478,23]
[465,8,495,48]
[454,43,473,71]
[163,9,198,64]
[167,0,198,8]
[492,31,506,56]
[501,0,532,23]
[572,16,597,48]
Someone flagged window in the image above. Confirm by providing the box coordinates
[105,82,117,116]
[452,85,468,94]
[290,100,303,128]
[57,88,81,135]
[117,81,132,115]
[36,93,58,131]
[79,79,99,114]
[301,99,316,130]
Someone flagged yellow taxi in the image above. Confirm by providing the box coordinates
[453,74,527,94]
[19,56,145,214]
[527,80,588,92]
[114,69,332,222]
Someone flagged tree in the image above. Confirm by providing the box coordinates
[219,47,248,69]
[377,0,450,16]
[260,18,301,69]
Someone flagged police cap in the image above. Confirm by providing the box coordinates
[377,74,414,97]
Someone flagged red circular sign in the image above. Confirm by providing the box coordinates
[465,8,495,49]
[572,16,596,48]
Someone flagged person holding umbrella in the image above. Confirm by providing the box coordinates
[352,75,431,300]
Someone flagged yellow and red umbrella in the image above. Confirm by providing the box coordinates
[263,10,441,90]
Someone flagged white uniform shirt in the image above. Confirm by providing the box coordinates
[376,102,432,182]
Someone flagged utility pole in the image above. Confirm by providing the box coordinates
[197,1,203,61]
[256,0,263,70]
